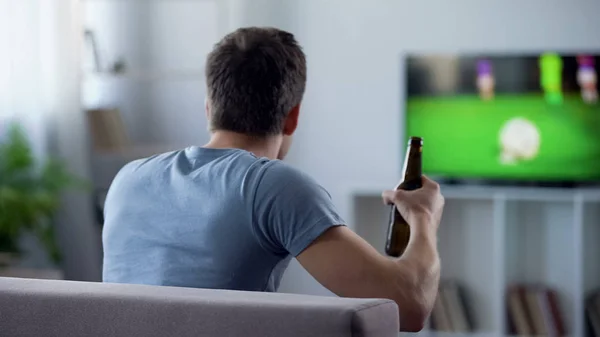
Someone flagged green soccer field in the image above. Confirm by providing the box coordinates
[406,94,600,181]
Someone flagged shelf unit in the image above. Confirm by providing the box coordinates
[351,184,600,337]
[81,0,219,190]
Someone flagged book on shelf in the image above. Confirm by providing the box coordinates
[430,281,473,332]
[586,290,600,337]
[87,108,130,152]
[506,284,565,336]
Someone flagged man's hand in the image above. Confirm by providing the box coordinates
[382,176,444,236]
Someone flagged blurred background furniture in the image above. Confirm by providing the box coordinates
[353,184,600,336]
[0,269,63,280]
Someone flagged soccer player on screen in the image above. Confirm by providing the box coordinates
[576,55,598,104]
[539,53,563,105]
[476,59,495,100]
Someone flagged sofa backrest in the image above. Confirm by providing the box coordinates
[0,277,399,337]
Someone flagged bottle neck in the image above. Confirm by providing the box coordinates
[398,145,422,188]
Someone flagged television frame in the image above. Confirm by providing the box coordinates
[401,51,600,188]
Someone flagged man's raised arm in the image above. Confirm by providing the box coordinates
[296,177,443,332]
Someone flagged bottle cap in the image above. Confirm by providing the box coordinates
[408,136,423,146]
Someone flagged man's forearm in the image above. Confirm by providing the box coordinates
[390,218,440,331]
[402,221,440,278]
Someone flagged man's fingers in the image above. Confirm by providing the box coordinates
[381,190,394,205]
[381,189,406,205]
[383,176,440,205]
[421,175,440,191]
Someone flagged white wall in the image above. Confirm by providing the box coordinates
[272,0,600,295]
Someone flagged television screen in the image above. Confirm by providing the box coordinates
[405,53,600,186]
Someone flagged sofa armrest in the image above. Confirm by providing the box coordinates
[0,277,399,337]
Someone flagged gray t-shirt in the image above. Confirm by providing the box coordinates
[102,147,345,292]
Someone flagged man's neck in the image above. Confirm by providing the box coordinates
[204,130,281,160]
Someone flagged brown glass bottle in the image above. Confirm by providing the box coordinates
[385,136,423,257]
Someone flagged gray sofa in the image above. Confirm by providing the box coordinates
[0,277,399,337]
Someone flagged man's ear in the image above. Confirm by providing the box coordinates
[205,97,211,120]
[283,104,300,136]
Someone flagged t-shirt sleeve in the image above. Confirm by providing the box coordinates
[251,161,346,257]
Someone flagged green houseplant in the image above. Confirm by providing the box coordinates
[0,123,86,265]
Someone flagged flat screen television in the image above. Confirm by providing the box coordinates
[405,53,600,187]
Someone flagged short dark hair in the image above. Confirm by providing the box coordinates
[205,27,307,136]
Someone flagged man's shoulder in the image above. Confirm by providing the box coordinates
[114,155,164,178]
[110,150,182,185]
[251,160,332,202]
[256,160,319,187]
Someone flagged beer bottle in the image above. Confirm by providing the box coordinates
[385,136,423,257]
